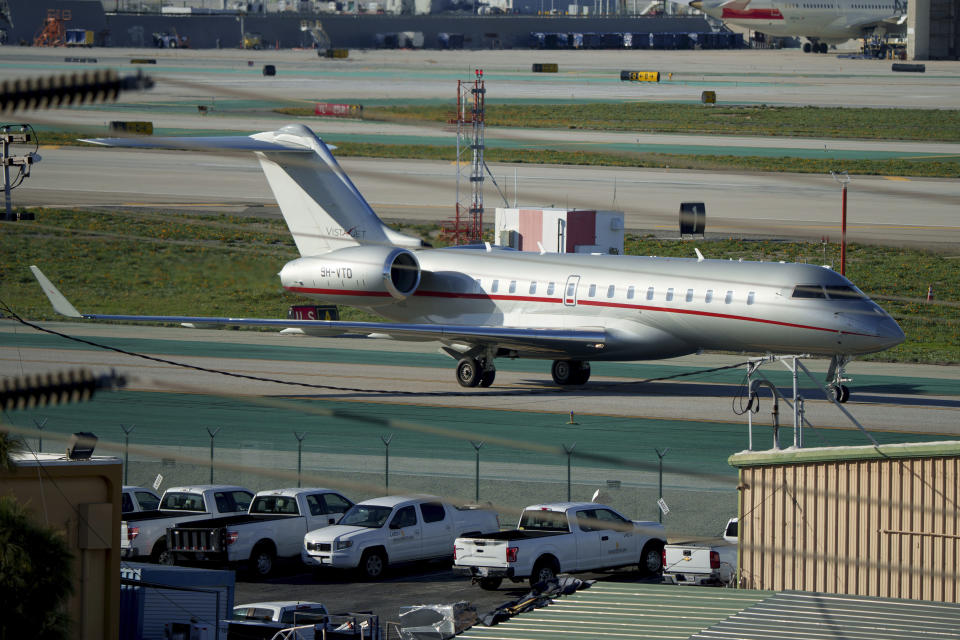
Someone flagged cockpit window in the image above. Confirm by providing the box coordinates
[792,285,826,299]
[824,285,864,300]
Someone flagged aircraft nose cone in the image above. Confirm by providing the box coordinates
[876,315,906,350]
[689,0,703,8]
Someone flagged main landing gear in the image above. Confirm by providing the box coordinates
[803,41,829,54]
[453,356,591,388]
[551,360,590,386]
[456,356,496,388]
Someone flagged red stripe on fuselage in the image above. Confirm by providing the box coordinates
[722,7,784,19]
[285,285,867,336]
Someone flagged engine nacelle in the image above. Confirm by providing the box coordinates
[280,245,421,306]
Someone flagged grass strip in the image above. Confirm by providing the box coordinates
[2,209,956,365]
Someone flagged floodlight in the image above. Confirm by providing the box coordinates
[66,431,97,460]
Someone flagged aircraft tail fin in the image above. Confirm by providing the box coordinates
[82,125,424,256]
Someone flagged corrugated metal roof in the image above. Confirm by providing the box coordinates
[458,583,772,640]
[691,591,960,640]
[728,440,960,468]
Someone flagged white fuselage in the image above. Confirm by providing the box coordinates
[695,0,906,42]
[280,248,904,361]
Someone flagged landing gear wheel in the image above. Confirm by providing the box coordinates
[478,577,503,590]
[479,369,496,387]
[457,358,481,387]
[551,360,574,385]
[803,42,812,53]
[819,42,829,54]
[572,362,590,385]
[360,549,387,579]
[552,360,589,385]
[833,384,850,404]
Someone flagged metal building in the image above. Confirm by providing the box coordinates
[909,0,960,60]
[731,441,960,602]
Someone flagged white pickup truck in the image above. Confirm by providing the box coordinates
[121,485,253,563]
[219,601,330,640]
[121,486,160,516]
[662,517,738,587]
[453,502,667,590]
[165,488,353,578]
[302,495,500,579]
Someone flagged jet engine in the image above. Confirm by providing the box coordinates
[279,245,421,306]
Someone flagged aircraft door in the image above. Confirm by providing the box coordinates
[564,275,580,307]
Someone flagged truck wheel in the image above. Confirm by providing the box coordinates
[360,549,387,579]
[478,577,503,591]
[530,558,558,588]
[152,541,174,565]
[250,544,276,579]
[639,541,664,577]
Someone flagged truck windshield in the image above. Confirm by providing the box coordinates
[339,504,394,528]
[518,510,569,532]
[160,492,205,511]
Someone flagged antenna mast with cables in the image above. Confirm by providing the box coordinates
[443,69,486,246]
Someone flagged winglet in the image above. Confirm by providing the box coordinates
[29,266,82,317]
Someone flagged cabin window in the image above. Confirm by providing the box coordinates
[686,288,694,302]
[792,285,826,299]
[509,280,517,294]
[646,287,654,300]
[547,282,555,296]
[588,284,596,297]
[747,291,755,305]
[491,280,499,293]
[666,288,674,302]
[627,286,635,300]
[824,285,864,300]
[475,278,481,292]
[705,289,713,303]
[529,282,537,295]
[725,291,733,304]
[607,285,615,298]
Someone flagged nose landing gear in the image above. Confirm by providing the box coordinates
[827,354,852,404]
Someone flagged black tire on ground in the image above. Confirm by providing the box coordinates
[803,42,812,53]
[457,358,481,387]
[530,558,558,588]
[551,360,574,385]
[819,42,829,54]
[479,369,496,387]
[837,384,850,403]
[639,541,664,577]
[478,577,503,590]
[360,548,388,579]
[249,544,276,579]
[572,361,591,385]
[152,542,174,565]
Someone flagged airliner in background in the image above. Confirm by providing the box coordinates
[686,0,908,53]
[31,124,904,403]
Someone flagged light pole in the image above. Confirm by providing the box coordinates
[206,426,220,484]
[121,424,135,485]
[563,443,576,501]
[294,432,306,488]
[656,447,669,523]
[471,441,484,502]
[381,434,393,493]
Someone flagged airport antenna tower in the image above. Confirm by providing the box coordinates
[443,69,486,246]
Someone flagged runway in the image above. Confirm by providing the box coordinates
[18,148,960,247]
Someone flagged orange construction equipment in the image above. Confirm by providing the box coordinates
[34,9,71,47]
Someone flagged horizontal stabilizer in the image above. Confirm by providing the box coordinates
[30,266,81,318]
